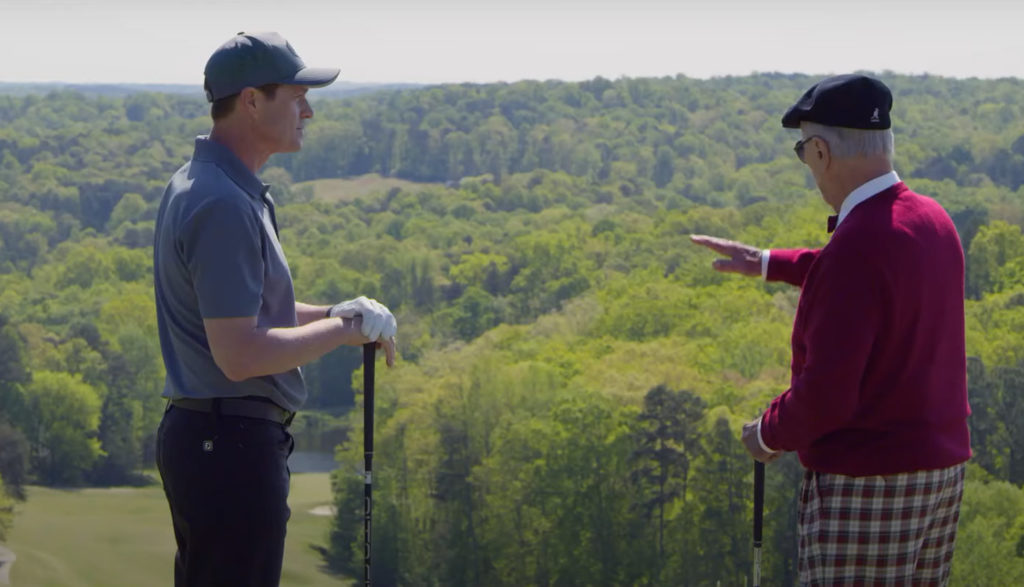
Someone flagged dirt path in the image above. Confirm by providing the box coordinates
[0,543,14,584]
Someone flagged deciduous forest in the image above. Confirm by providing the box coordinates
[1,73,1023,585]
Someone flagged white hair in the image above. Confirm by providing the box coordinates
[801,121,894,160]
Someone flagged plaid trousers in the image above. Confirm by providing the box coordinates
[798,463,966,586]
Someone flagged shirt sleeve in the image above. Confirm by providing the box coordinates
[760,245,882,451]
[180,196,264,319]
[766,248,821,286]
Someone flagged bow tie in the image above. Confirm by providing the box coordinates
[827,215,838,234]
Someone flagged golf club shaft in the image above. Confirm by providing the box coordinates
[363,343,376,587]
[753,460,765,587]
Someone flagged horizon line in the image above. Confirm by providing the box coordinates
[2,70,1024,89]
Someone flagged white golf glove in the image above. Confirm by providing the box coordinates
[328,296,397,341]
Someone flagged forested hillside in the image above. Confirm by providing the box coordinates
[1,74,1023,584]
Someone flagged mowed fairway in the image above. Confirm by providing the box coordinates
[3,473,350,586]
[295,174,438,203]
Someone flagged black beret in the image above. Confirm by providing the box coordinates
[781,74,893,130]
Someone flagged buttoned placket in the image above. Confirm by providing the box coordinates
[261,188,280,238]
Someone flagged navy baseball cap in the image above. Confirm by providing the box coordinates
[203,32,340,102]
[781,74,893,130]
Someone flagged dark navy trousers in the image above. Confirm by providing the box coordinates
[156,404,294,587]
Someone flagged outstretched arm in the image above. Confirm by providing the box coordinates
[765,248,821,287]
[689,235,763,276]
[690,234,820,287]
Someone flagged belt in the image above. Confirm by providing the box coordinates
[169,397,295,426]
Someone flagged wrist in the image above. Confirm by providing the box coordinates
[756,417,776,454]
[338,317,366,346]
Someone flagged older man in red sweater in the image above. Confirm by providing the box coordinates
[693,74,971,586]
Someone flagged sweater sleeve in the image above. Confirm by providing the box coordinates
[766,248,820,287]
[760,245,881,452]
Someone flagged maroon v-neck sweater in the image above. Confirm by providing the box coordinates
[761,182,971,476]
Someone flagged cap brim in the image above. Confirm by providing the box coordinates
[780,108,803,129]
[289,66,340,88]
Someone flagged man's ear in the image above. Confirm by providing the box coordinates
[817,137,832,169]
[237,87,260,117]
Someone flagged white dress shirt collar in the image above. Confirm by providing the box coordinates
[835,170,901,230]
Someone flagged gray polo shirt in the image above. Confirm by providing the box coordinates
[153,136,305,411]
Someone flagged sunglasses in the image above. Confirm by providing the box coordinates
[793,135,823,163]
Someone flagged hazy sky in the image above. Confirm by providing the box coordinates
[3,0,1024,85]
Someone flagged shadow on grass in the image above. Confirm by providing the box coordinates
[308,543,350,580]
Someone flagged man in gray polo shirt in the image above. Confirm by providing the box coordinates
[153,31,396,587]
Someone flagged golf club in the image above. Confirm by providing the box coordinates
[363,342,376,587]
[753,460,765,587]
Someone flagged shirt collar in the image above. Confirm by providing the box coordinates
[834,170,900,229]
[191,135,270,200]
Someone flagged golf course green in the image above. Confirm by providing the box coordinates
[2,472,350,586]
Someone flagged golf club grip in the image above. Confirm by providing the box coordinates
[363,342,375,587]
[364,342,376,459]
[753,461,765,545]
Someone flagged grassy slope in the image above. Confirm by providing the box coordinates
[3,473,350,587]
[295,174,438,203]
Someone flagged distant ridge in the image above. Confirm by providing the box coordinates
[0,81,422,98]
